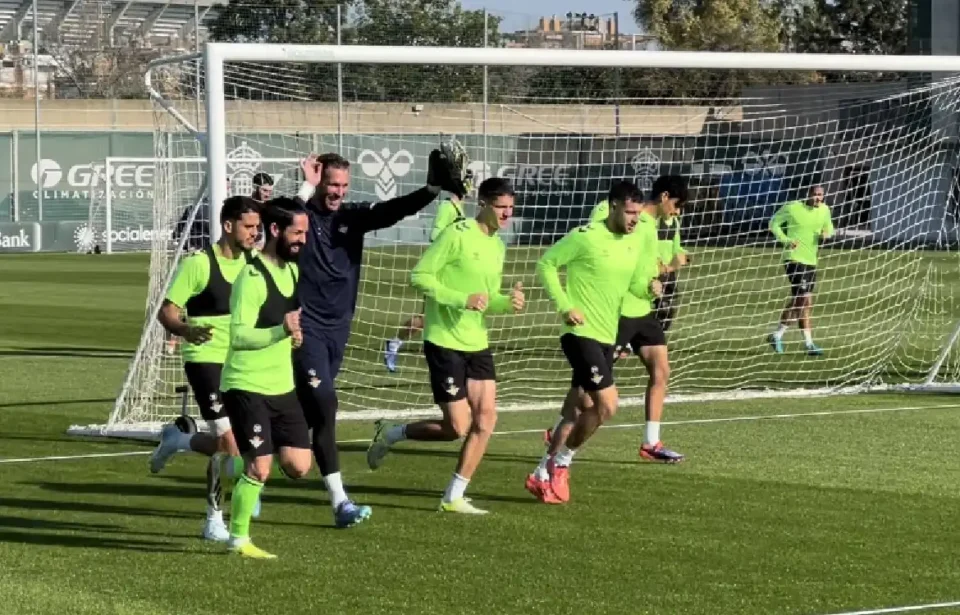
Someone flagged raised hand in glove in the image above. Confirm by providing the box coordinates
[427,141,469,199]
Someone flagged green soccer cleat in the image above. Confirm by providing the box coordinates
[228,538,277,559]
[439,497,489,515]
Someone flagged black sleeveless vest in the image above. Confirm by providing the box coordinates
[251,257,300,328]
[658,217,678,242]
[184,246,252,317]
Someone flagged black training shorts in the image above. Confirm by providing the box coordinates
[784,261,817,297]
[223,389,310,457]
[423,340,496,405]
[560,333,615,392]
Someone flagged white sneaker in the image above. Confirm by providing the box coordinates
[202,517,230,542]
[366,420,392,470]
[149,424,182,474]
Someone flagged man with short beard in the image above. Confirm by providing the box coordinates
[220,197,313,559]
[293,149,465,528]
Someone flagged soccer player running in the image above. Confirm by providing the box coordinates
[767,184,834,356]
[293,147,466,528]
[221,197,313,559]
[365,178,524,513]
[540,177,689,468]
[383,192,468,372]
[525,180,663,504]
[150,195,261,542]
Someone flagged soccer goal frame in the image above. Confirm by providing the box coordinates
[196,44,960,398]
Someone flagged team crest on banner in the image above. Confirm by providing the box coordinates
[631,146,661,193]
[358,147,414,200]
[226,141,285,196]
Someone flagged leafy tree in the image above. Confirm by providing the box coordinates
[793,0,909,56]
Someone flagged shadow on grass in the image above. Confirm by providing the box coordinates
[0,397,116,410]
[0,529,188,553]
[0,346,132,359]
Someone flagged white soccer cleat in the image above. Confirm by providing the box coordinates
[365,420,392,470]
[149,424,182,474]
[202,517,230,542]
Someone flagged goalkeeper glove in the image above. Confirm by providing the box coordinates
[427,140,469,199]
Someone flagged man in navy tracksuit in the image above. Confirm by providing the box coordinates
[294,151,457,527]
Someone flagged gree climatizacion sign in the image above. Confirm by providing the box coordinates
[30,159,156,202]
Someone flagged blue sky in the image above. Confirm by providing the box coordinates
[459,0,641,34]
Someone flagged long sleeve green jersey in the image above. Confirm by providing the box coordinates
[430,199,465,242]
[537,221,658,345]
[412,218,514,352]
[620,211,661,319]
[769,201,835,266]
[220,257,299,396]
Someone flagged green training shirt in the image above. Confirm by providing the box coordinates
[537,221,658,345]
[220,257,299,396]
[412,218,514,352]
[620,211,661,319]
[769,201,835,267]
[658,216,686,267]
[430,199,466,242]
[164,244,250,364]
[589,200,609,224]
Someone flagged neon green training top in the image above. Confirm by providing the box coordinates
[620,211,660,319]
[220,257,299,396]
[430,199,466,242]
[537,221,658,345]
[164,244,250,364]
[412,218,515,352]
[769,201,835,266]
[589,201,662,319]
[657,216,686,267]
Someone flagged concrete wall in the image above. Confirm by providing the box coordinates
[0,99,724,135]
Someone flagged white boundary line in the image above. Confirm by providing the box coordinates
[3,401,958,465]
[817,600,960,615]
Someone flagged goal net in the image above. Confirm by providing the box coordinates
[69,44,960,438]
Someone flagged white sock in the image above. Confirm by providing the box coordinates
[803,329,814,345]
[385,424,406,445]
[323,472,348,510]
[772,323,788,341]
[388,337,402,351]
[442,473,469,503]
[644,421,661,446]
[174,431,193,452]
[206,506,223,522]
[534,453,550,480]
[554,445,576,467]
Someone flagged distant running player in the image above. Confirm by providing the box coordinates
[150,195,261,542]
[767,185,834,356]
[366,178,524,513]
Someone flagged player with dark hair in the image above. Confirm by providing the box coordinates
[539,176,689,474]
[294,146,467,528]
[525,180,662,504]
[768,184,834,356]
[150,195,261,541]
[383,191,470,372]
[365,178,524,513]
[252,172,274,203]
[222,197,312,559]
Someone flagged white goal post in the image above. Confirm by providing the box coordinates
[70,43,960,439]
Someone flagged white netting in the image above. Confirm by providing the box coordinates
[70,50,960,438]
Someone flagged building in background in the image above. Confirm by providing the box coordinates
[502,12,658,51]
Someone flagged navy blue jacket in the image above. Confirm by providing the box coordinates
[298,186,437,345]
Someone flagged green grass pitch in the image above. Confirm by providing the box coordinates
[1,251,960,615]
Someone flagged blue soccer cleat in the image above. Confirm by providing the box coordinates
[383,339,400,373]
[767,334,784,354]
[805,343,823,356]
[334,500,372,528]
